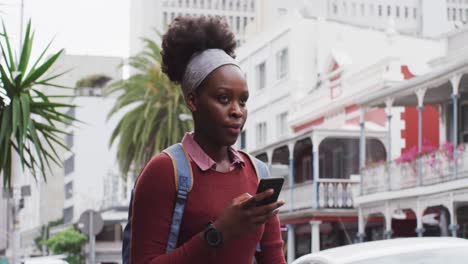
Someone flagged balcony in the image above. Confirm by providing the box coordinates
[278,177,359,212]
[361,143,468,195]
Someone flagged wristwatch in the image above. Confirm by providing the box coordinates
[203,222,223,248]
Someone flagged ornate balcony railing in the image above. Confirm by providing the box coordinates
[278,178,359,212]
[361,143,468,195]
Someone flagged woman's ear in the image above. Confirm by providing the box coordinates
[186,92,197,112]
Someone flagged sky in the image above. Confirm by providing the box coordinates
[1,0,130,58]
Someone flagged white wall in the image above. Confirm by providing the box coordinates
[67,97,121,222]
[421,0,451,37]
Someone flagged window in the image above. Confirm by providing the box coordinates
[332,147,344,178]
[453,7,457,20]
[256,62,266,90]
[333,3,338,14]
[64,155,75,175]
[256,122,267,147]
[302,156,313,181]
[243,16,247,32]
[65,132,74,149]
[405,6,409,18]
[276,112,288,139]
[396,6,400,17]
[360,3,365,15]
[240,130,246,149]
[66,107,75,119]
[460,8,464,21]
[370,4,374,15]
[387,5,391,16]
[276,48,289,80]
[65,181,73,199]
[378,5,382,16]
[413,7,417,19]
[63,206,74,224]
[352,2,356,15]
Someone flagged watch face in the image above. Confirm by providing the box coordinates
[207,229,221,244]
[205,227,222,247]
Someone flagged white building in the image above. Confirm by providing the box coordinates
[237,10,445,262]
[0,54,124,263]
[130,0,258,56]
[355,24,468,243]
[269,0,462,38]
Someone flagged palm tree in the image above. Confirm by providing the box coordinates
[106,37,192,179]
[0,21,76,188]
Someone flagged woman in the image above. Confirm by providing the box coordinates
[130,15,286,263]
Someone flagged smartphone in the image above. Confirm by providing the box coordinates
[255,178,284,206]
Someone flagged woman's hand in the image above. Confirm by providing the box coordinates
[214,190,285,243]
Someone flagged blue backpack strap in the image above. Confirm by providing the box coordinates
[239,150,269,180]
[163,143,193,252]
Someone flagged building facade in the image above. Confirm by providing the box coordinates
[130,0,258,57]
[355,25,468,242]
[237,10,445,262]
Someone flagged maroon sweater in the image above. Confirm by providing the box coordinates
[130,152,286,264]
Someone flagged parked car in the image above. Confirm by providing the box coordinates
[292,237,468,264]
[23,255,69,264]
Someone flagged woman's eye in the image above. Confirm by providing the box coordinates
[240,97,248,106]
[218,95,229,104]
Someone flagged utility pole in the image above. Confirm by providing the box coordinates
[19,0,25,49]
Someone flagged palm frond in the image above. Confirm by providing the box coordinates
[0,20,77,188]
[106,36,193,178]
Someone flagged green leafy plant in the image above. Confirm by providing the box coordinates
[41,227,86,264]
[106,37,192,178]
[0,20,77,188]
[34,218,64,253]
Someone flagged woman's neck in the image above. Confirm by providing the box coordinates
[192,131,230,164]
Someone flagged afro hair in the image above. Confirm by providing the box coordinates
[161,15,237,84]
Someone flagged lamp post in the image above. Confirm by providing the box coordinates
[2,185,30,264]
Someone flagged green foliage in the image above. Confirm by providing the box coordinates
[106,37,192,178]
[0,20,77,188]
[34,218,64,252]
[75,74,112,89]
[41,227,86,264]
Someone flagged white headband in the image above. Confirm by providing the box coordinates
[181,49,240,97]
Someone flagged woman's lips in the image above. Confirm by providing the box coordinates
[226,127,241,134]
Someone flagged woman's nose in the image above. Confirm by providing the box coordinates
[230,102,243,118]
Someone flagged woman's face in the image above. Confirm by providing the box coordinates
[188,64,249,146]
